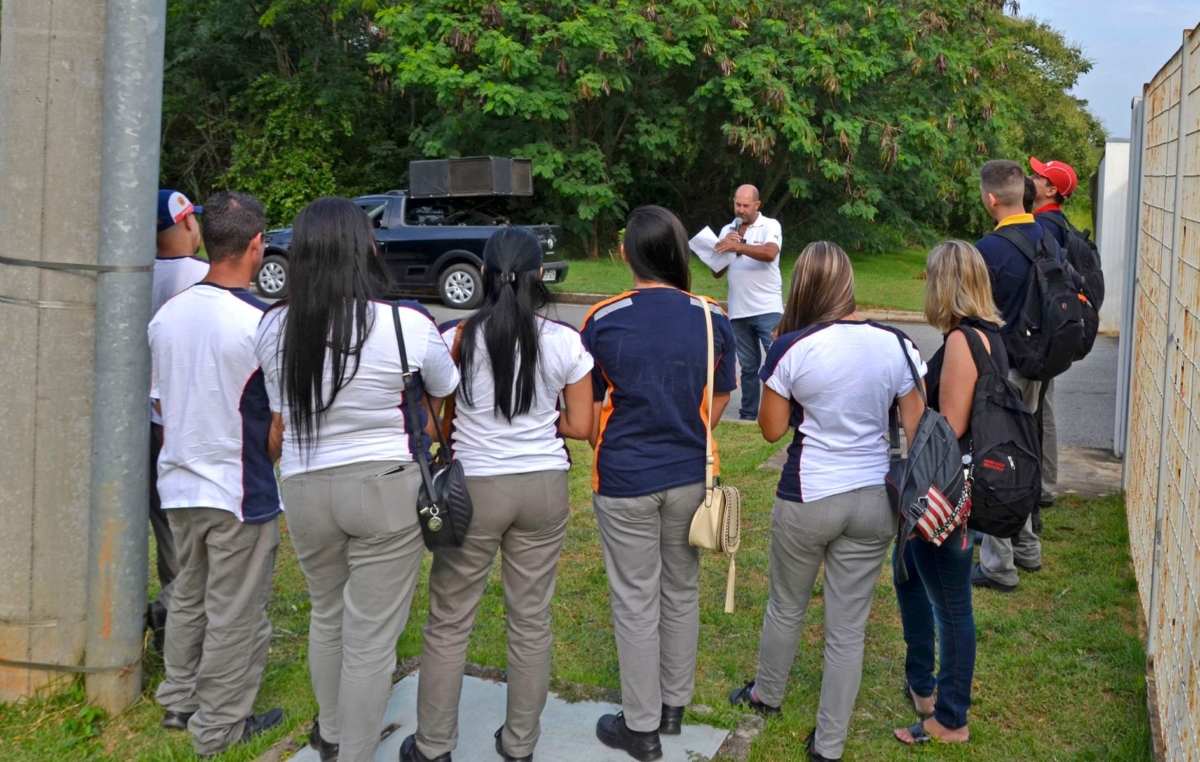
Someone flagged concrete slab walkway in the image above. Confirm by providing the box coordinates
[285,671,730,762]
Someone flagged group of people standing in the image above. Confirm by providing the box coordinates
[144,154,1077,762]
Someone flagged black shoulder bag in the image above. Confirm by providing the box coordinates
[391,304,473,550]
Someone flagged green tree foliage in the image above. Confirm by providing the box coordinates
[153,0,1104,249]
[370,1,1105,255]
[160,0,421,224]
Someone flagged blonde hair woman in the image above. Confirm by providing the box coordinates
[731,241,927,762]
[892,239,1003,747]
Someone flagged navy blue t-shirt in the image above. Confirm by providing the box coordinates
[580,288,737,497]
[975,216,1062,333]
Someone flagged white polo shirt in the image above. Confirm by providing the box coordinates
[149,255,210,425]
[719,213,784,319]
[255,300,460,481]
[149,283,282,523]
[440,317,593,477]
[760,320,926,503]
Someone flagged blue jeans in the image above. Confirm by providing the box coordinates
[731,312,781,419]
[892,524,976,730]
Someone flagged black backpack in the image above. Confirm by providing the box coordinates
[992,226,1094,381]
[957,327,1042,539]
[1037,214,1103,358]
[883,331,968,584]
[1037,213,1105,310]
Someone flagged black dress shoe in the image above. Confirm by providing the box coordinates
[659,704,685,736]
[311,716,339,762]
[198,708,284,758]
[242,708,284,742]
[400,733,453,762]
[494,727,532,761]
[595,713,662,762]
[805,730,841,761]
[160,709,194,731]
[729,681,782,717]
[970,563,1017,593]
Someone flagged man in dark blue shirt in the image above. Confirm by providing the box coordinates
[972,159,1062,594]
[1026,157,1079,523]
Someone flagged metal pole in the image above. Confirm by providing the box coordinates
[1115,96,1146,464]
[84,0,167,711]
[1145,27,1192,662]
[0,0,106,701]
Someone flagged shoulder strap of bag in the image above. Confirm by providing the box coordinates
[886,327,926,449]
[392,303,439,492]
[992,226,1040,264]
[702,297,718,492]
[957,325,1001,378]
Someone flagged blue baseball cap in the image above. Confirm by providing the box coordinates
[157,190,202,232]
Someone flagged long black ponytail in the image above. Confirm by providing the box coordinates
[459,226,549,421]
[282,197,391,451]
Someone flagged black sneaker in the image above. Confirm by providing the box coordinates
[805,730,841,761]
[310,716,339,762]
[160,710,194,731]
[198,709,283,758]
[1016,560,1043,573]
[971,563,1016,593]
[738,413,757,422]
[729,681,781,718]
[659,704,684,736]
[400,734,452,762]
[595,712,662,762]
[494,727,532,761]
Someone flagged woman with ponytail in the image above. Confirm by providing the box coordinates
[401,227,594,762]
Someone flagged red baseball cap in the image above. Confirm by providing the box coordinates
[1029,158,1077,199]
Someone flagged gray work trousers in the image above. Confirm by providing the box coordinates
[149,423,179,621]
[282,460,425,762]
[415,470,570,759]
[593,482,704,733]
[753,487,893,760]
[979,371,1050,587]
[155,508,279,757]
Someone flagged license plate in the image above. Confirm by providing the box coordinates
[542,271,556,282]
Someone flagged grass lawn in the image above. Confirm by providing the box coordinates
[552,248,930,313]
[1,425,1150,761]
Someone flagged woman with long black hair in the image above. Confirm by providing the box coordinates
[254,197,459,762]
[401,226,594,762]
[580,206,737,762]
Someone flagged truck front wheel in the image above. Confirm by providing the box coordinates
[438,263,484,310]
[256,254,289,299]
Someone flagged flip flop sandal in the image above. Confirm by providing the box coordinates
[895,722,933,745]
[904,683,934,719]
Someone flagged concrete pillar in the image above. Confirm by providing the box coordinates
[0,0,108,700]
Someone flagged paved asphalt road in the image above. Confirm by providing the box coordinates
[422,300,1119,451]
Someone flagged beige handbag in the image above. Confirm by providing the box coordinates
[688,297,742,614]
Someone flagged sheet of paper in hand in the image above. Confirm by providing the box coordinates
[688,226,736,273]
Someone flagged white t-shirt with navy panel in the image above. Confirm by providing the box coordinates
[149,283,281,523]
[255,300,460,481]
[439,316,593,478]
[149,255,210,425]
[719,213,784,319]
[760,320,927,503]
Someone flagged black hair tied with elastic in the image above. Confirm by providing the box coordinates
[459,227,550,422]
